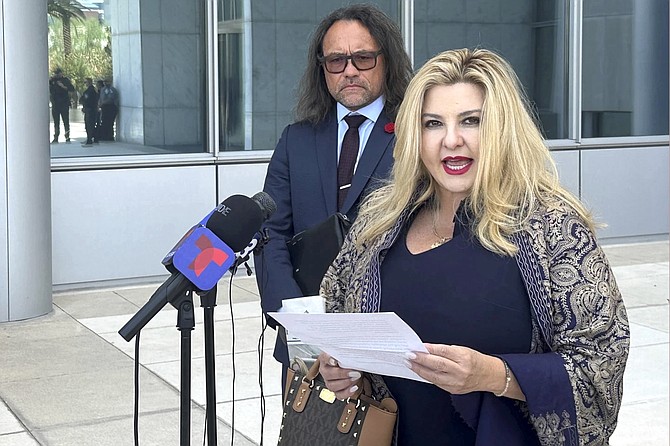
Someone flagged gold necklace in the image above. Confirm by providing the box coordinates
[431,215,452,249]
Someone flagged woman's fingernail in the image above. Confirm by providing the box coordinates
[405,351,416,360]
[328,358,338,366]
[348,371,361,380]
[403,359,413,369]
[349,385,359,394]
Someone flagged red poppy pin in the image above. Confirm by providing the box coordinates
[384,122,395,134]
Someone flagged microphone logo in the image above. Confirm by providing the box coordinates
[189,235,229,276]
[215,203,231,216]
[172,227,236,291]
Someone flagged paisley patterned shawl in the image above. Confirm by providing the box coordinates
[320,196,629,445]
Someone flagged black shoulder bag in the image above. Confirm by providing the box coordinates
[286,213,351,295]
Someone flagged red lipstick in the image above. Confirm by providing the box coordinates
[441,156,473,175]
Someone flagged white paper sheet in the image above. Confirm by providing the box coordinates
[279,295,326,360]
[268,311,429,382]
[279,295,325,342]
[279,295,325,314]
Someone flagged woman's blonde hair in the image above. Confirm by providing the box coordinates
[357,48,594,255]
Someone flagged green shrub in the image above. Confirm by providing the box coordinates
[48,17,112,94]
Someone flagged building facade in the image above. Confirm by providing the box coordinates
[1,0,668,321]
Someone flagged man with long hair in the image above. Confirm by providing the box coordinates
[255,4,413,383]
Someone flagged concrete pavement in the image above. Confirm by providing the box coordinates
[0,241,667,445]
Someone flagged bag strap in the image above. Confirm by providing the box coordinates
[335,211,350,222]
[305,358,321,381]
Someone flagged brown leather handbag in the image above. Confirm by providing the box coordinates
[278,359,398,446]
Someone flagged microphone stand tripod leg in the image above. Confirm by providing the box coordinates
[200,288,218,445]
[176,292,196,446]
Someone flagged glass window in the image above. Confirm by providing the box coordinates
[217,0,399,152]
[48,0,208,158]
[218,14,245,151]
[219,31,245,151]
[218,0,243,22]
[582,0,669,138]
[413,0,569,140]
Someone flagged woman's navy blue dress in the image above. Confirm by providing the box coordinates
[379,213,536,445]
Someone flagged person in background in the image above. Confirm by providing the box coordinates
[79,77,99,147]
[95,79,105,142]
[98,78,119,141]
[49,67,75,143]
[318,48,629,445]
[254,4,413,385]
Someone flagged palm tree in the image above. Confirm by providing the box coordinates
[47,0,86,56]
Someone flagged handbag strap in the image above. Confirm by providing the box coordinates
[305,358,321,381]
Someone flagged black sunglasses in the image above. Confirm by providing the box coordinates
[319,50,383,74]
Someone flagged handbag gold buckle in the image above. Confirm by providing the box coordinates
[319,388,336,403]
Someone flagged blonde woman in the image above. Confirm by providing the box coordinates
[318,48,629,445]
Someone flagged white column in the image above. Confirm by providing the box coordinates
[0,0,52,321]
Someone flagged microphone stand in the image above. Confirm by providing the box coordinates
[174,290,196,446]
[119,278,215,446]
[118,229,271,446]
[196,228,266,443]
[149,284,220,446]
[199,287,219,445]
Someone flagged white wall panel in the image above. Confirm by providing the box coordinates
[51,166,217,286]
[48,147,668,288]
[581,146,669,240]
[217,163,268,199]
[551,149,581,198]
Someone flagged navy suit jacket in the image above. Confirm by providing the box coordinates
[255,108,395,365]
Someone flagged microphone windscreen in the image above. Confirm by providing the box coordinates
[206,195,264,252]
[251,191,277,220]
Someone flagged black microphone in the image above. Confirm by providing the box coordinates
[205,193,275,252]
[119,191,276,341]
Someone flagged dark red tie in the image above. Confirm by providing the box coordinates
[337,114,367,210]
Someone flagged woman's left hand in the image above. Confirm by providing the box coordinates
[317,352,363,400]
[407,343,500,395]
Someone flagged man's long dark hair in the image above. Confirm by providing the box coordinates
[295,4,413,125]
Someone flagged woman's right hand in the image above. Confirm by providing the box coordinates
[318,352,363,400]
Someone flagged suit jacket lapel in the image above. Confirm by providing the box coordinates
[341,112,394,213]
[315,114,339,215]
